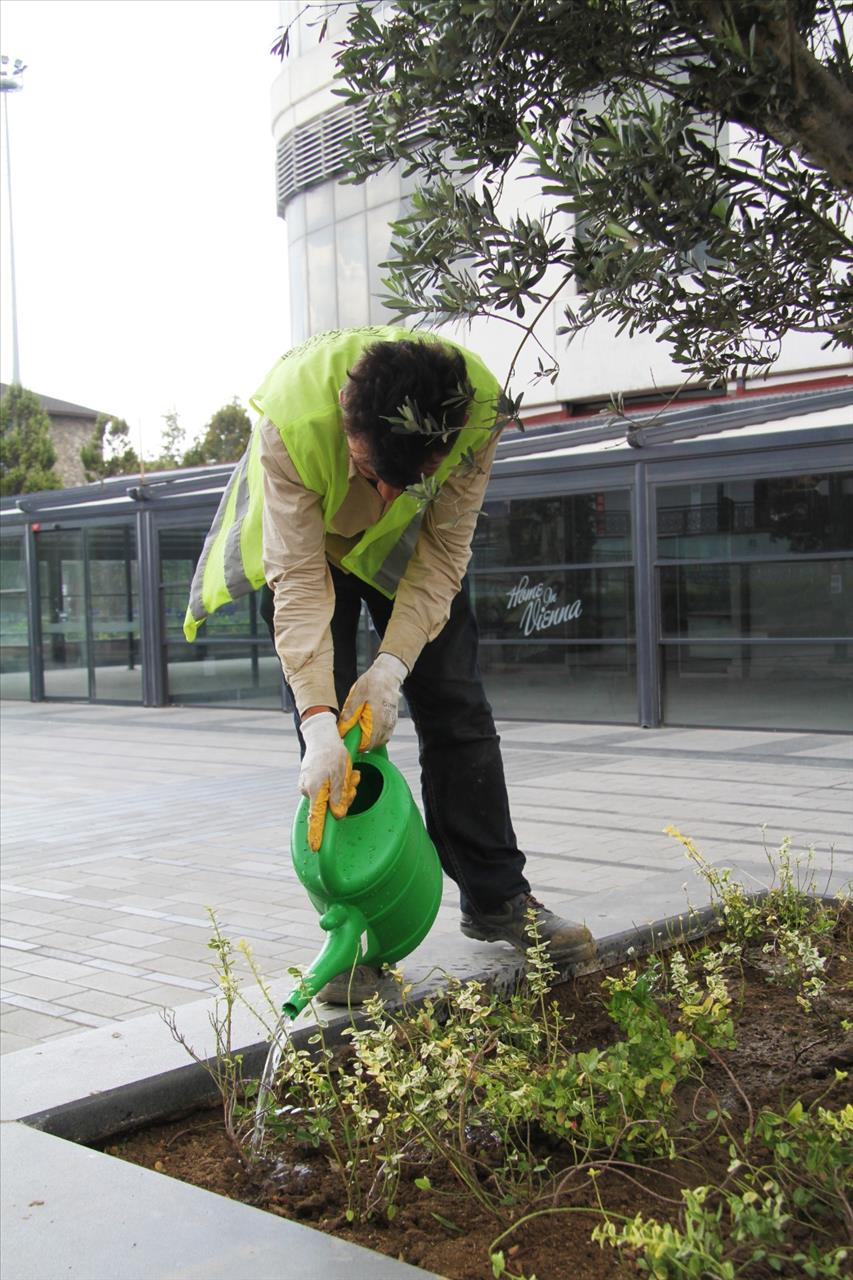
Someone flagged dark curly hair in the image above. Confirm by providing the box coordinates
[341,340,473,489]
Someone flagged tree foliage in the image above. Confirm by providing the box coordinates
[182,399,252,466]
[154,412,187,470]
[292,0,853,385]
[80,414,141,483]
[0,385,62,496]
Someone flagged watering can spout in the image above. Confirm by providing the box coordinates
[281,902,367,1020]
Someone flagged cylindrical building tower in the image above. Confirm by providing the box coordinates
[270,4,416,345]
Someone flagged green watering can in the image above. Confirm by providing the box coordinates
[281,725,443,1019]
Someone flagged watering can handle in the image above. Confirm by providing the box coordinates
[340,722,389,763]
[316,723,387,862]
[341,722,363,763]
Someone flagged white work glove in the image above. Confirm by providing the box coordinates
[339,653,408,751]
[299,711,359,852]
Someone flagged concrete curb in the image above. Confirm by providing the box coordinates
[19,902,723,1145]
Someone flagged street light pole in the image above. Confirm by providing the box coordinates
[1,55,25,386]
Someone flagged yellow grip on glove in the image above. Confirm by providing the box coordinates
[336,701,374,754]
[307,752,360,852]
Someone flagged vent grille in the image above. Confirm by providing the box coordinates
[276,102,371,212]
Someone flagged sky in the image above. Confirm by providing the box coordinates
[0,0,291,456]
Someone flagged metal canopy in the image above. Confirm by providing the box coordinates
[1,384,851,528]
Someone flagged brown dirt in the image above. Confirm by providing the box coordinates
[101,918,852,1280]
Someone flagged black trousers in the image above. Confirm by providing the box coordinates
[261,567,529,914]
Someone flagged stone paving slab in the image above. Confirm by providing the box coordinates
[2,703,851,1055]
[1,701,850,1279]
[1,1122,436,1280]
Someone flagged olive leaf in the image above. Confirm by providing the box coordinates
[311,0,853,387]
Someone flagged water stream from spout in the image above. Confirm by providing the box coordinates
[251,1010,292,1159]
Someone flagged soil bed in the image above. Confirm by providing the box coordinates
[103,916,852,1280]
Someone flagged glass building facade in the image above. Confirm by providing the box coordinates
[286,169,416,344]
[471,487,636,722]
[2,407,850,731]
[656,469,852,729]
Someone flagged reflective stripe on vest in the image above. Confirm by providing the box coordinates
[367,508,425,596]
[222,451,253,598]
[184,460,244,641]
[183,428,266,641]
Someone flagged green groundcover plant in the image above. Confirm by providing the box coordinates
[169,836,850,1279]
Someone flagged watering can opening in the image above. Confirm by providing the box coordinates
[348,761,384,815]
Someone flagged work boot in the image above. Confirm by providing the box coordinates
[316,964,385,1007]
[461,892,596,963]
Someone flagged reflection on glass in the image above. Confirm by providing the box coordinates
[662,642,852,731]
[336,213,369,329]
[656,471,853,560]
[87,525,141,702]
[660,561,852,640]
[160,524,282,708]
[334,176,365,222]
[657,470,852,729]
[37,528,89,698]
[367,200,401,324]
[479,642,637,722]
[160,526,207,641]
[34,525,142,702]
[467,490,635,722]
[161,523,260,646]
[474,491,632,566]
[0,533,29,699]
[307,224,337,332]
[474,568,634,641]
[288,238,309,346]
[161,532,265,639]
[305,182,335,231]
[166,643,283,709]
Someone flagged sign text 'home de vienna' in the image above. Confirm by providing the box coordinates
[506,575,583,637]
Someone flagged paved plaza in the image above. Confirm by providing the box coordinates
[1,700,851,1279]
[2,700,851,1056]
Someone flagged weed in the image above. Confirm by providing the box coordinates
[161,911,279,1164]
[665,827,845,1007]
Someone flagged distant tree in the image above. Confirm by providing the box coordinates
[153,411,187,469]
[180,436,208,468]
[182,399,252,465]
[80,414,140,482]
[0,385,62,496]
[314,0,853,386]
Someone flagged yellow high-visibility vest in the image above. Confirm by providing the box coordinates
[184,327,500,641]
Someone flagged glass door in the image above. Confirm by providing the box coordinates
[87,525,141,701]
[38,528,89,698]
[0,531,31,699]
[36,524,142,702]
